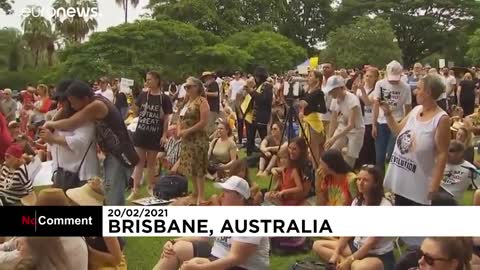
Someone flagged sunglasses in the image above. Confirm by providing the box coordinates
[417,249,450,266]
[361,164,376,169]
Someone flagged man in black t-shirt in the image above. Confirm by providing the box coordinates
[201,71,220,135]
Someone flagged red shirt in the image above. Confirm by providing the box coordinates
[0,113,12,161]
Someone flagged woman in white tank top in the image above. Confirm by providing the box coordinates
[381,74,450,205]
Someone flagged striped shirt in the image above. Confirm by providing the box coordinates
[0,164,32,205]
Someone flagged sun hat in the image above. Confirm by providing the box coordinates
[323,75,345,95]
[386,60,403,81]
[32,188,69,206]
[214,175,250,199]
[201,71,215,79]
[66,177,104,206]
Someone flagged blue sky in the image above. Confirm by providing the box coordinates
[0,0,150,32]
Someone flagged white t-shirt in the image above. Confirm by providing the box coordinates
[441,161,479,201]
[178,83,187,99]
[352,197,394,255]
[230,79,246,101]
[443,75,457,97]
[211,237,270,270]
[50,122,99,181]
[330,91,365,134]
[373,79,412,124]
[356,87,375,125]
[95,88,114,103]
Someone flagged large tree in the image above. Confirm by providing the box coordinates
[52,0,98,44]
[0,27,27,71]
[467,29,480,65]
[336,0,480,67]
[22,6,52,67]
[321,17,402,69]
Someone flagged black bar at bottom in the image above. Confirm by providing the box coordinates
[0,206,102,236]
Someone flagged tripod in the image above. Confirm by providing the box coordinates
[267,99,319,191]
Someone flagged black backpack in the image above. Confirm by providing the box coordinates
[153,175,188,200]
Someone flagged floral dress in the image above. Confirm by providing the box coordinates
[178,97,209,177]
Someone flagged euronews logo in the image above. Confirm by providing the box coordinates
[21,6,100,19]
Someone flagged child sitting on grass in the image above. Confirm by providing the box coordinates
[264,146,305,206]
[156,125,181,176]
[0,144,33,206]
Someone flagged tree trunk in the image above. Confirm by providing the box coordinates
[34,49,39,67]
[124,0,128,24]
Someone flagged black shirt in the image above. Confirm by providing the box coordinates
[301,88,327,115]
[460,80,476,100]
[133,92,173,151]
[114,92,128,110]
[206,81,220,112]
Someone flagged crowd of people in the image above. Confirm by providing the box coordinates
[1,60,480,269]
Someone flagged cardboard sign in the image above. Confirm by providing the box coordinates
[120,78,134,94]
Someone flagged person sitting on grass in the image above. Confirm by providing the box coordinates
[207,120,237,180]
[0,144,33,206]
[315,149,357,206]
[257,122,283,177]
[153,176,270,270]
[313,165,395,270]
[66,178,126,270]
[407,237,473,270]
[264,143,305,206]
[439,140,479,204]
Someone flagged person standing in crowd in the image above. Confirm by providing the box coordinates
[321,62,335,139]
[442,67,457,111]
[243,67,273,156]
[382,74,450,206]
[372,60,412,173]
[1,89,17,122]
[29,84,52,137]
[407,63,423,107]
[229,72,246,146]
[95,77,114,103]
[299,70,327,168]
[0,111,12,162]
[201,72,220,135]
[324,76,365,167]
[111,78,129,120]
[39,80,99,190]
[128,71,173,200]
[44,79,139,206]
[458,73,476,116]
[354,67,379,168]
[177,77,210,205]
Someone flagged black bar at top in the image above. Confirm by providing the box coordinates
[0,206,102,236]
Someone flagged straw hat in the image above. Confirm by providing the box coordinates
[22,188,70,206]
[201,71,215,79]
[66,178,104,206]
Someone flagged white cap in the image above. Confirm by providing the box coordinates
[214,176,250,199]
[323,75,345,95]
[386,60,403,81]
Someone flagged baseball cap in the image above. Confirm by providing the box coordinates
[214,176,251,199]
[386,60,403,81]
[323,75,345,95]
[5,144,24,159]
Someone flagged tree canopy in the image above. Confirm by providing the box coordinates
[467,29,480,65]
[321,17,402,69]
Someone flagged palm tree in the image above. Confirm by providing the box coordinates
[115,0,140,24]
[21,6,51,67]
[0,27,27,71]
[52,0,98,44]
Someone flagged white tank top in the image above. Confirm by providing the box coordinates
[384,105,448,205]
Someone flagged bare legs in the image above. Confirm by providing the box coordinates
[153,241,194,270]
[128,147,158,200]
[190,175,205,205]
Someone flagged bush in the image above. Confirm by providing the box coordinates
[0,68,53,90]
